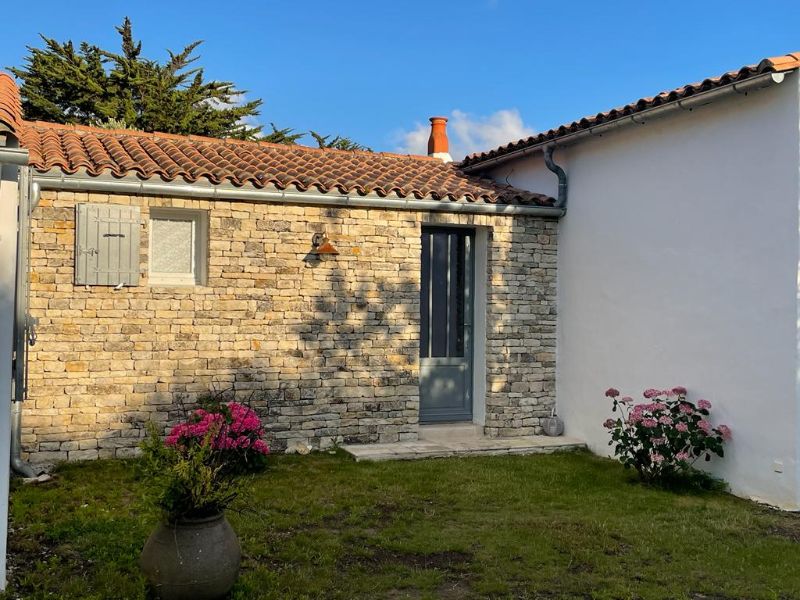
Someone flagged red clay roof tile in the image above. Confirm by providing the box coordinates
[0,72,24,135]
[462,51,800,168]
[0,73,552,206]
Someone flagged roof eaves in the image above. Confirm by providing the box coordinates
[461,51,800,170]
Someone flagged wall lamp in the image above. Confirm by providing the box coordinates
[310,232,339,256]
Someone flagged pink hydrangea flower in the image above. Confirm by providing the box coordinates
[698,419,712,435]
[697,399,712,410]
[620,396,633,405]
[641,418,658,428]
[717,424,732,441]
[658,416,673,426]
[672,386,687,396]
[650,453,665,464]
[675,422,689,432]
[603,418,616,429]
[676,451,691,461]
[643,388,662,399]
[678,403,694,415]
[651,437,666,446]
[605,388,620,398]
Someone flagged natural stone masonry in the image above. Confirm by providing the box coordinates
[23,190,557,462]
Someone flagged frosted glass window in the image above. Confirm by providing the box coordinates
[151,218,194,274]
[148,209,207,286]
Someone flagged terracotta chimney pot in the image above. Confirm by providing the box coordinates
[427,116,452,163]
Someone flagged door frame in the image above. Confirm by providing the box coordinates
[419,224,485,424]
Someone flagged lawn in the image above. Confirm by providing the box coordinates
[3,450,800,600]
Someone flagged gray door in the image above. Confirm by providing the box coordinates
[419,227,475,423]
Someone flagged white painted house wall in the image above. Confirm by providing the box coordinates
[488,72,800,508]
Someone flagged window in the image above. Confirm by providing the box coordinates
[148,208,207,286]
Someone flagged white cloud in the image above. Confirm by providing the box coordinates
[393,108,536,160]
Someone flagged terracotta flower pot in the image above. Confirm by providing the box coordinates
[140,513,241,600]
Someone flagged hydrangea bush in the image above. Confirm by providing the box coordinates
[603,386,731,484]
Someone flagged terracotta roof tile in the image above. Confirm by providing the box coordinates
[0,73,552,207]
[0,72,24,135]
[462,51,800,168]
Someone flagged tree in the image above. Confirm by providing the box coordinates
[310,130,370,151]
[262,123,304,145]
[10,18,263,140]
[9,18,369,149]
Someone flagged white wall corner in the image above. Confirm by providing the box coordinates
[0,162,20,589]
[793,69,800,511]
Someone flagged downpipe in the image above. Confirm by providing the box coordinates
[11,401,38,478]
[543,146,567,210]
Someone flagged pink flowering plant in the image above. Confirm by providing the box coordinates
[165,400,270,474]
[141,394,270,522]
[603,386,731,485]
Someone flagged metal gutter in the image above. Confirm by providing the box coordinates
[461,71,788,173]
[31,171,565,218]
[0,147,29,166]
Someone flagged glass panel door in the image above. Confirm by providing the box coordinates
[419,227,474,423]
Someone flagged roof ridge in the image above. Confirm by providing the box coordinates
[23,119,440,163]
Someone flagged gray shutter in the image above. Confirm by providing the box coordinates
[75,204,141,286]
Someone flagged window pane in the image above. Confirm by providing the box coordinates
[420,230,430,358]
[450,232,466,357]
[430,232,449,357]
[151,218,193,274]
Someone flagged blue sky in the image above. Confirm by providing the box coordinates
[1,1,798,159]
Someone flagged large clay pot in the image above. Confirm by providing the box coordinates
[140,513,241,600]
[542,415,564,437]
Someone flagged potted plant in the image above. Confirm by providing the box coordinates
[139,400,269,600]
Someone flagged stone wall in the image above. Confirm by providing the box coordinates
[23,190,557,462]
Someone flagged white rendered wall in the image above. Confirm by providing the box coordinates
[489,72,800,508]
[0,162,18,587]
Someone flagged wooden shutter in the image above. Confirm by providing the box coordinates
[75,204,141,286]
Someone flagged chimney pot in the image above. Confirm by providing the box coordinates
[427,116,452,163]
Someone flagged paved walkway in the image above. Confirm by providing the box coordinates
[341,434,586,462]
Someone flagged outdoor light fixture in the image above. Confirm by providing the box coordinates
[310,232,339,256]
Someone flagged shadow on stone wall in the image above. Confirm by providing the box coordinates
[24,197,558,463]
[127,207,421,454]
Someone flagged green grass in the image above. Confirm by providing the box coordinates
[4,450,800,599]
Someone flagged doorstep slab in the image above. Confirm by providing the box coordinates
[341,435,586,462]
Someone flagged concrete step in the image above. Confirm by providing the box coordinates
[341,435,586,462]
[418,423,484,442]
